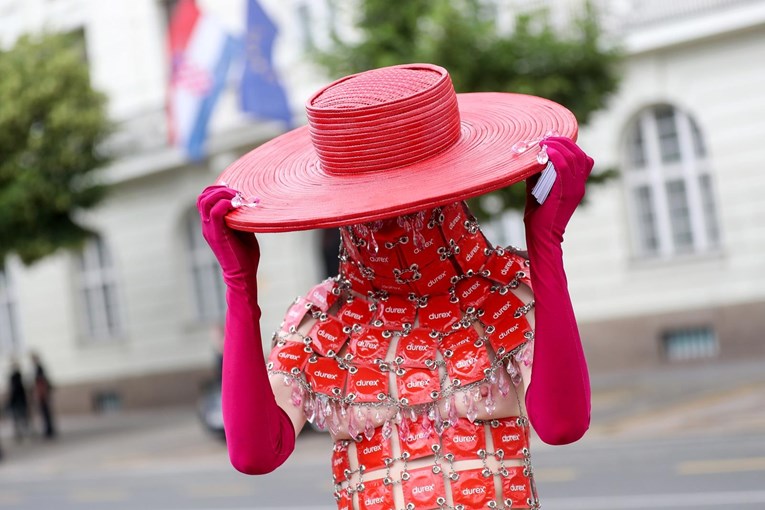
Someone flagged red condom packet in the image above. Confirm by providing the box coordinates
[347,363,389,403]
[402,466,446,510]
[398,417,438,461]
[331,441,350,483]
[358,478,394,510]
[440,418,486,461]
[490,417,530,459]
[501,466,533,508]
[396,367,439,406]
[355,426,392,471]
[306,357,348,396]
[309,316,350,356]
[395,328,437,368]
[451,468,495,508]
[268,341,311,373]
[349,326,391,362]
[417,294,461,331]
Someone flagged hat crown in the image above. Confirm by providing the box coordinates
[305,64,461,175]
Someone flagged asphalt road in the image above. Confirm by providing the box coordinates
[1,360,764,509]
[2,428,765,509]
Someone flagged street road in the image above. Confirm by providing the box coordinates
[1,429,764,510]
[2,360,763,509]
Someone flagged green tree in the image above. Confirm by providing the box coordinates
[318,0,621,217]
[0,32,111,265]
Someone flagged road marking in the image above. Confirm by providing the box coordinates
[533,467,577,482]
[541,490,765,509]
[677,456,765,475]
[185,482,257,498]
[69,487,129,503]
[589,382,765,437]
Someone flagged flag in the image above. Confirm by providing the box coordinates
[167,0,239,160]
[240,0,292,127]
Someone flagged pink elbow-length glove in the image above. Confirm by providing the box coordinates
[197,186,295,474]
[523,137,594,445]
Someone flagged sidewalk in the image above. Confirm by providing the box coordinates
[1,359,763,477]
[588,358,765,439]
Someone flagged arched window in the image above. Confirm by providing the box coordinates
[76,236,122,341]
[185,208,226,322]
[624,105,720,258]
[0,263,21,353]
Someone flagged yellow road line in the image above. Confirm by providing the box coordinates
[597,382,765,437]
[185,482,256,498]
[533,467,577,482]
[677,456,765,475]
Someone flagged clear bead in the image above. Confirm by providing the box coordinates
[467,397,478,423]
[303,395,316,424]
[421,412,432,434]
[290,384,303,407]
[364,414,375,441]
[448,395,458,426]
[536,145,549,165]
[328,404,341,436]
[498,370,510,397]
[382,420,392,440]
[485,385,496,416]
[348,408,360,439]
[315,395,328,430]
[511,140,531,154]
[508,361,523,387]
[398,416,410,439]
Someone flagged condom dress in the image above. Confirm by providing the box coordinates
[268,202,540,510]
[197,134,593,510]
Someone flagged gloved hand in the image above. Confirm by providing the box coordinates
[524,136,595,241]
[197,185,295,474]
[197,186,260,292]
[523,137,593,445]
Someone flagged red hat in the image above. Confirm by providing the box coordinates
[219,63,577,232]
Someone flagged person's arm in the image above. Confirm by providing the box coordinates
[523,137,593,445]
[198,186,298,474]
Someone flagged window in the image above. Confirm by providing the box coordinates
[185,209,226,322]
[76,237,122,341]
[662,327,719,362]
[0,264,21,353]
[623,105,720,258]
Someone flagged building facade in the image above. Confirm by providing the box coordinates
[1,0,763,412]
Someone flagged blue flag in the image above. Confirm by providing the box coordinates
[240,0,292,127]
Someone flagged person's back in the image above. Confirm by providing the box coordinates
[268,203,539,509]
[197,63,594,510]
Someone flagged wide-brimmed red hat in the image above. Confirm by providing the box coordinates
[219,63,577,232]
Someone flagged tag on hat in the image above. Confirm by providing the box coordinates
[531,161,556,204]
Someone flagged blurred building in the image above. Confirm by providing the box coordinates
[0,0,764,412]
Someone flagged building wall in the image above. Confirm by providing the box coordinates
[2,0,764,405]
[571,23,765,370]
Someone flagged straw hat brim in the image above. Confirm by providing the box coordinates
[220,92,577,232]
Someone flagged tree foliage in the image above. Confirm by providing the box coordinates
[317,0,622,217]
[0,32,111,265]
